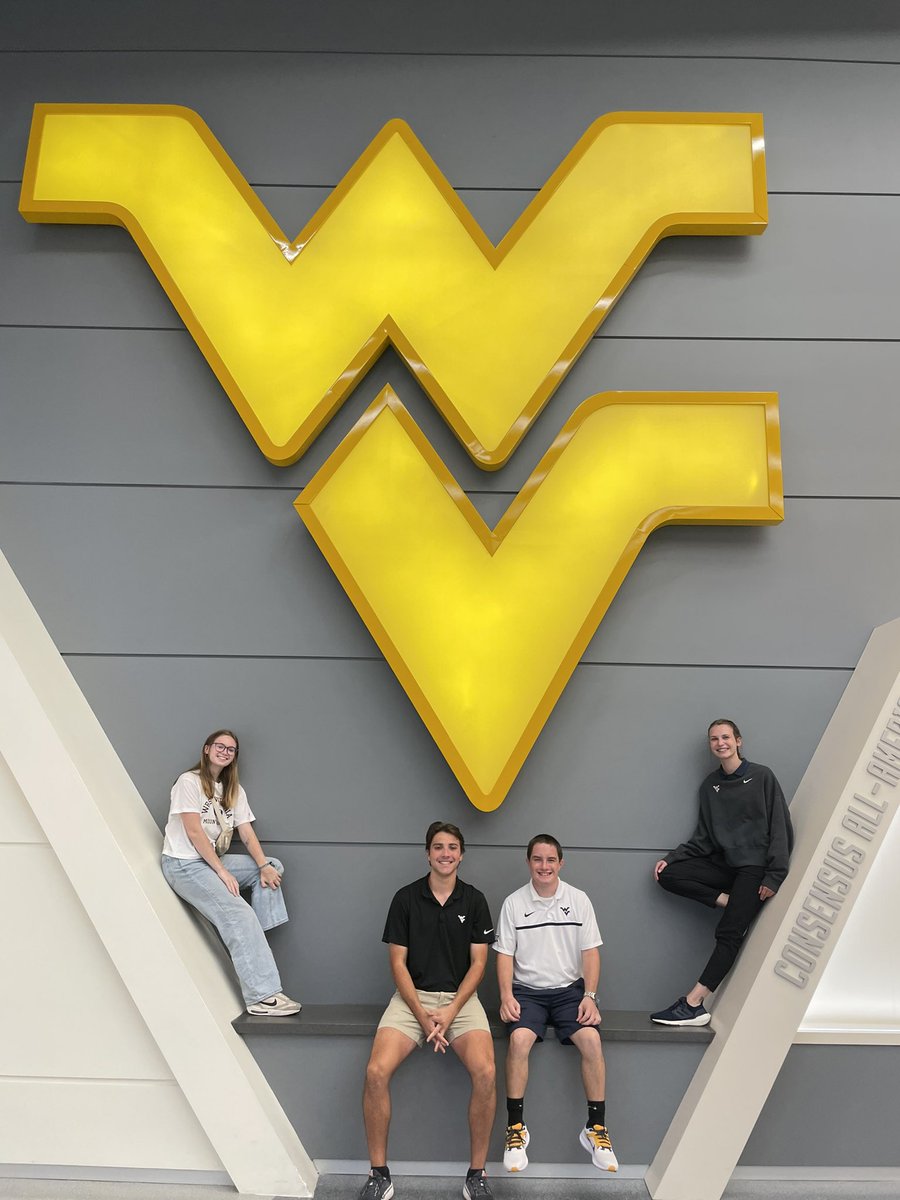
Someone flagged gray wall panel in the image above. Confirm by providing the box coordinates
[0,483,373,657]
[741,1046,900,1168]
[587,500,900,669]
[6,189,900,340]
[249,1033,704,1164]
[3,53,900,192]
[2,486,897,667]
[3,329,898,500]
[5,0,900,59]
[5,0,900,61]
[600,195,900,341]
[67,655,845,853]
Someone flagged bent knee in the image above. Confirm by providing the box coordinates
[365,1057,394,1090]
[469,1057,496,1089]
[508,1027,536,1056]
[576,1031,605,1060]
[657,868,679,892]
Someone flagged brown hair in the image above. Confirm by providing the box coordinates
[527,834,563,860]
[425,821,465,853]
[707,718,742,740]
[192,729,241,811]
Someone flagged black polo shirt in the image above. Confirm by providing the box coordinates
[382,875,494,991]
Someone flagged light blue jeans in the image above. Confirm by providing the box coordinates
[161,853,288,1005]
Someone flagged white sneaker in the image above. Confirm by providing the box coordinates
[275,991,302,1010]
[502,1122,530,1172]
[579,1124,618,1172]
[247,993,302,1016]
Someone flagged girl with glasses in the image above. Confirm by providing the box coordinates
[161,729,301,1016]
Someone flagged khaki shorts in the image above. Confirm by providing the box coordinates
[377,989,491,1046]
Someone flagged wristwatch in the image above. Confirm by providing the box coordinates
[584,990,598,1001]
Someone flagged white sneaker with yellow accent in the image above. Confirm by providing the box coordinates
[579,1124,618,1172]
[502,1123,530,1172]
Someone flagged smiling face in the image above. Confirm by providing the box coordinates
[204,734,238,779]
[708,722,742,772]
[528,840,564,896]
[426,831,463,882]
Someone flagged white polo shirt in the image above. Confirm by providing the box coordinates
[493,878,602,990]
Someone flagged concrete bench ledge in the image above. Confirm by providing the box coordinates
[234,1005,714,1043]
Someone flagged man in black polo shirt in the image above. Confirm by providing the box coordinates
[359,821,496,1200]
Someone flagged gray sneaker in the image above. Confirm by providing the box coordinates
[462,1171,494,1199]
[246,993,302,1016]
[358,1173,394,1200]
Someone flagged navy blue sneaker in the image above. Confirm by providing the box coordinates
[462,1171,494,1199]
[358,1173,394,1200]
[650,996,710,1026]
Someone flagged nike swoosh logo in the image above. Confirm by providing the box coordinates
[743,777,754,783]
[484,929,493,935]
[524,911,535,918]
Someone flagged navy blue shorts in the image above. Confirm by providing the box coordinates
[507,979,599,1046]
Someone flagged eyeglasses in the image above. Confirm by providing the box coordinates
[210,743,238,755]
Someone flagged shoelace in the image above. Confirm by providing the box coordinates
[505,1124,527,1149]
[586,1125,612,1149]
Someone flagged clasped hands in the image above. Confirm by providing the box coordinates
[422,1005,455,1053]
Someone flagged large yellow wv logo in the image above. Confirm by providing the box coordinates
[20,105,766,466]
[19,105,782,810]
[298,390,782,811]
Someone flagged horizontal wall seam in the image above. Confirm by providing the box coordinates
[0,1074,178,1085]
[5,178,900,197]
[57,653,855,673]
[4,50,900,66]
[2,482,899,503]
[4,324,900,345]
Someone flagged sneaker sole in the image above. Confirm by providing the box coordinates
[247,1005,302,1016]
[650,1013,711,1026]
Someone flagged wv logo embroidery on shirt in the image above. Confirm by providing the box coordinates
[713,785,721,793]
[457,914,466,924]
[560,906,571,916]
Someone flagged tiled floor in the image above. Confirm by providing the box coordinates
[2,1177,899,1200]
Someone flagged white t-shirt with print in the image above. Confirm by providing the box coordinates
[162,770,255,860]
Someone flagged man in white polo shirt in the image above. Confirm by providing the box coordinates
[493,834,617,1174]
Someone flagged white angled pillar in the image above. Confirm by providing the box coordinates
[0,549,316,1197]
[646,615,900,1200]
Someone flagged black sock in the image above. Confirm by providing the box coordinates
[371,1166,390,1180]
[506,1098,524,1126]
[467,1168,484,1180]
[587,1100,606,1128]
